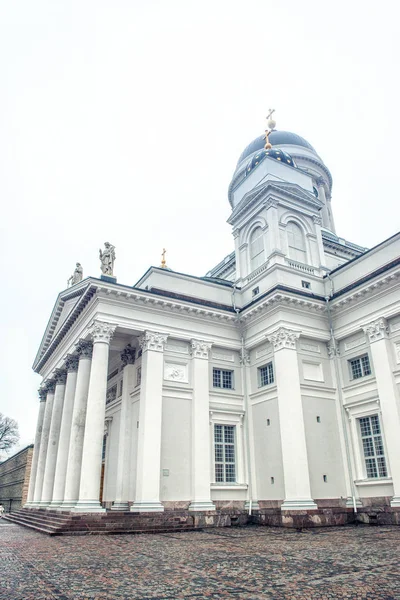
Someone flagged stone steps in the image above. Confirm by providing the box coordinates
[4,508,200,536]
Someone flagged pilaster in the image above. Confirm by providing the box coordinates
[131,331,168,512]
[362,318,400,507]
[73,321,116,512]
[188,339,215,511]
[266,327,317,511]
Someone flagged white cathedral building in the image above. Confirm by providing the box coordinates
[20,116,400,530]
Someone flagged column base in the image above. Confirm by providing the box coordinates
[47,501,62,509]
[111,502,129,511]
[56,500,78,511]
[390,496,400,508]
[188,501,216,512]
[71,501,106,513]
[280,499,318,511]
[130,502,164,513]
[245,500,260,512]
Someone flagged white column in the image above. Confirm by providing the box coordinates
[112,344,136,511]
[189,339,215,511]
[73,321,116,512]
[49,355,79,507]
[362,318,400,507]
[313,215,327,268]
[131,331,167,512]
[59,341,92,509]
[25,389,47,506]
[265,198,280,255]
[41,370,67,506]
[32,380,56,505]
[233,229,241,281]
[267,327,317,511]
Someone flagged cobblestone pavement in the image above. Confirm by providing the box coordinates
[1,520,400,599]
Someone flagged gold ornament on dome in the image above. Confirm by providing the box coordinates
[264,108,276,150]
[160,248,167,269]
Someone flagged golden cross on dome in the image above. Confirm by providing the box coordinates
[266,108,275,121]
[161,248,167,268]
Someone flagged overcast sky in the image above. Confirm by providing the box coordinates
[0,0,399,453]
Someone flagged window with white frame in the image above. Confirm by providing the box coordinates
[250,227,265,271]
[359,415,387,478]
[258,362,274,387]
[349,354,371,380]
[213,368,234,389]
[287,221,307,263]
[214,424,236,483]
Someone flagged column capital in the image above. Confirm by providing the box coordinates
[190,339,212,359]
[313,214,323,226]
[88,320,116,344]
[139,331,168,353]
[65,354,79,373]
[327,337,340,358]
[54,368,67,385]
[239,348,250,365]
[38,388,47,402]
[76,339,93,359]
[362,318,389,343]
[267,327,300,351]
[316,176,327,187]
[44,379,56,394]
[121,343,136,365]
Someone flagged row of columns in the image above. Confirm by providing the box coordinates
[27,324,216,513]
[26,322,116,512]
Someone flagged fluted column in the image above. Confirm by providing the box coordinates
[33,380,56,505]
[59,341,92,509]
[267,327,317,511]
[73,321,116,512]
[50,355,79,507]
[112,344,136,511]
[41,369,67,506]
[362,318,400,507]
[189,340,215,511]
[131,331,168,513]
[25,389,47,506]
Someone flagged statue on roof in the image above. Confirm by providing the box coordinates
[67,263,83,287]
[99,242,116,276]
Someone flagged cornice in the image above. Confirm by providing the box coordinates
[330,267,400,312]
[239,288,325,323]
[290,153,333,190]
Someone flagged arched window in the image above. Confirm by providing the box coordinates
[250,227,265,271]
[287,222,307,263]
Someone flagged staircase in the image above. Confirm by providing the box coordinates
[3,507,198,536]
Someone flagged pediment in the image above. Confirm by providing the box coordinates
[33,282,92,371]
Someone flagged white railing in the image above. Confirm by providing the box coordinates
[246,262,270,283]
[285,258,315,275]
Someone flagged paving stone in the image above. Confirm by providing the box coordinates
[1,523,399,599]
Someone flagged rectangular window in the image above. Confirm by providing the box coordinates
[213,368,233,389]
[349,354,371,379]
[259,362,274,387]
[214,424,236,483]
[359,415,387,478]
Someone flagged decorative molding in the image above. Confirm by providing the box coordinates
[264,198,278,210]
[104,416,113,435]
[139,331,168,353]
[89,320,116,344]
[38,388,47,401]
[212,352,234,362]
[301,342,320,354]
[44,379,56,394]
[267,327,300,351]
[76,339,93,359]
[316,176,327,188]
[362,318,389,343]
[165,343,189,355]
[54,368,67,385]
[121,344,136,366]
[327,338,340,358]
[239,349,250,365]
[256,345,272,359]
[164,362,188,383]
[65,354,79,373]
[190,339,212,359]
[312,214,322,225]
[395,342,400,364]
[240,290,325,323]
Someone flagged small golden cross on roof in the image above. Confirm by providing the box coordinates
[161,248,167,268]
[266,108,275,121]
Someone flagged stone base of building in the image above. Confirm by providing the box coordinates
[5,498,400,535]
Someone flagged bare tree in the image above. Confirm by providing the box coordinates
[0,413,20,456]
